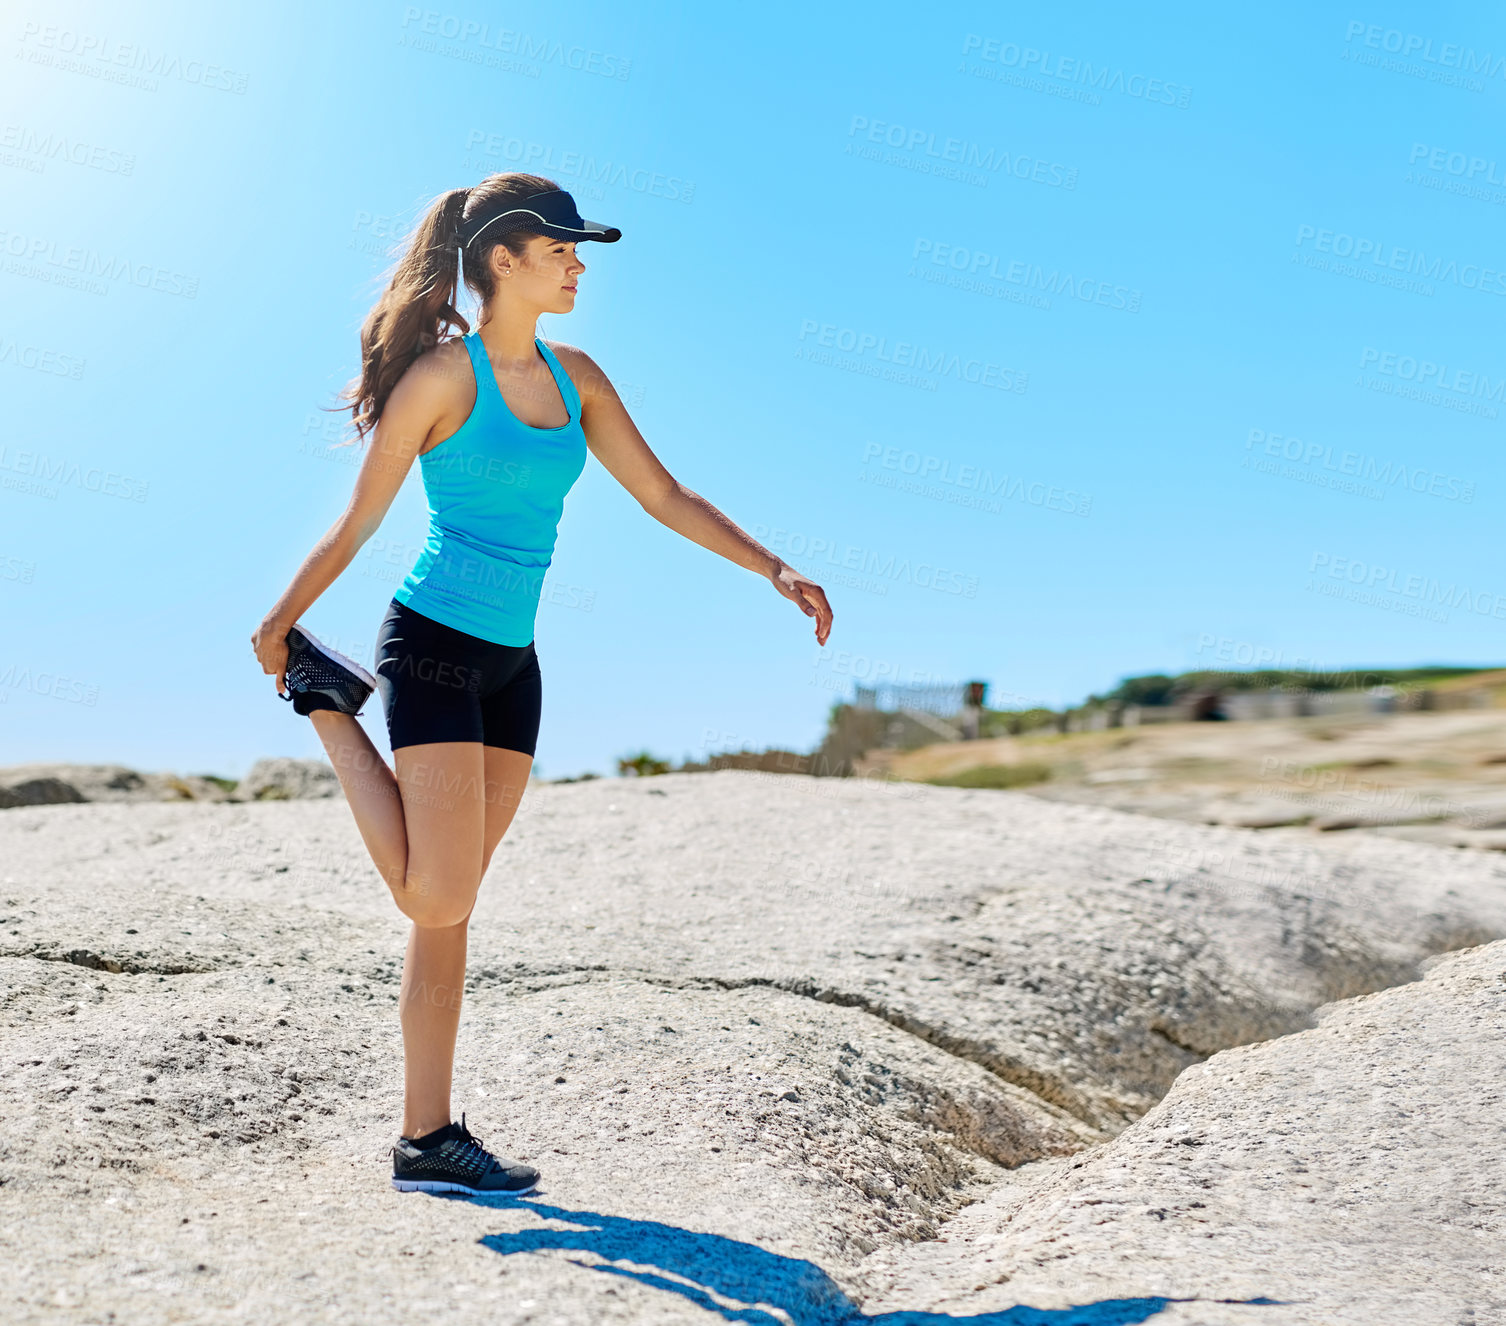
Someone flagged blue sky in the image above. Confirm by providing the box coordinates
[3,1,1503,779]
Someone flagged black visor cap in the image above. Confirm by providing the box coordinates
[460,188,621,250]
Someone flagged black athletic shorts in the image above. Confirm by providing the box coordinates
[374,598,542,755]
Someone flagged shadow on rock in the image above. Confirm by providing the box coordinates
[472,1197,1282,1324]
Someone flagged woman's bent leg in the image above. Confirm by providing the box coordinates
[308,721,492,927]
[308,711,409,894]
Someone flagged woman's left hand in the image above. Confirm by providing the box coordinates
[771,562,833,645]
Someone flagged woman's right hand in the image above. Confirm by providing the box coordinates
[251,616,292,697]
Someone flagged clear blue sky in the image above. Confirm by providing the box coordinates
[3,1,1502,779]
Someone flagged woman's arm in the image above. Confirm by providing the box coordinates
[250,354,454,693]
[556,343,834,646]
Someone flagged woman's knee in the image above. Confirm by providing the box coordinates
[399,888,477,929]
[385,843,478,928]
[411,901,476,930]
[390,863,479,928]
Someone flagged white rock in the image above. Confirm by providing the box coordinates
[229,758,340,802]
[0,772,1501,1324]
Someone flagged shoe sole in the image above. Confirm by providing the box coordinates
[392,1177,538,1195]
[288,624,379,691]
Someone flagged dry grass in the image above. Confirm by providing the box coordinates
[856,709,1506,844]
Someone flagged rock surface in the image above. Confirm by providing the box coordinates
[0,762,223,807]
[2,771,1503,1324]
[228,757,339,802]
[0,759,342,808]
[853,940,1506,1325]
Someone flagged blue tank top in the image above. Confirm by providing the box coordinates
[392,330,588,646]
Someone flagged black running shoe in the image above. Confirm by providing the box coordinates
[280,623,377,717]
[391,1114,540,1195]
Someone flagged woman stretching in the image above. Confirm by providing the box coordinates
[250,174,834,1195]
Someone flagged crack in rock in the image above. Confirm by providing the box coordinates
[684,973,1109,1131]
[1,945,228,976]
[1149,1022,1209,1058]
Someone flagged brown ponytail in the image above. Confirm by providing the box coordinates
[330,172,561,442]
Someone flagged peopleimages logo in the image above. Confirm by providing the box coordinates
[0,123,136,175]
[960,33,1192,107]
[398,8,631,79]
[0,663,99,706]
[860,443,1091,517]
[846,116,1077,190]
[0,444,149,501]
[15,22,250,93]
[462,133,693,203]
[0,555,37,584]
[1407,142,1506,186]
[0,335,85,379]
[1244,428,1474,502]
[1308,551,1506,621]
[750,524,979,599]
[352,211,414,244]
[1293,224,1506,295]
[912,239,1141,312]
[797,319,1027,392]
[0,229,199,298]
[1192,635,1329,672]
[1342,21,1506,80]
[1359,347,1505,404]
[1256,762,1487,829]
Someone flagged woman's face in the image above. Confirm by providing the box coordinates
[497,233,586,313]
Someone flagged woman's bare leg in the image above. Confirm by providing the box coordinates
[304,725,527,1135]
[307,711,408,894]
[398,913,471,1138]
[396,746,532,1136]
[304,716,534,1134]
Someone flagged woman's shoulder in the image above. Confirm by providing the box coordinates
[399,334,477,403]
[542,339,609,403]
[540,336,585,367]
[385,333,477,428]
[419,332,476,377]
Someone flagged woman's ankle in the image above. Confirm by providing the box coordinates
[309,708,357,729]
[402,1116,453,1142]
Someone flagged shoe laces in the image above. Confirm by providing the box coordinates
[451,1113,498,1173]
